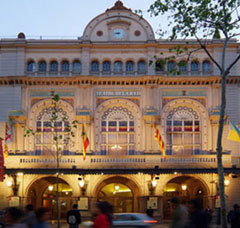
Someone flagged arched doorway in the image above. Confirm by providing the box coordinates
[95,176,140,213]
[163,176,208,219]
[27,176,75,219]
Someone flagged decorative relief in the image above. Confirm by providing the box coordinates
[162,98,206,108]
[96,98,140,108]
[102,106,134,120]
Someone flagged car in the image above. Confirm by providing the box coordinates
[113,213,158,227]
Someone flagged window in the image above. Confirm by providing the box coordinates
[155,59,165,73]
[166,106,201,155]
[61,61,69,73]
[50,61,58,73]
[35,107,70,155]
[126,61,134,74]
[191,61,199,73]
[167,61,176,72]
[91,61,99,73]
[100,106,135,155]
[103,61,111,74]
[178,61,188,73]
[202,60,211,73]
[114,61,123,74]
[27,61,36,72]
[72,61,81,74]
[137,61,146,74]
[38,61,47,73]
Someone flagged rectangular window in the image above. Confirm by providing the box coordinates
[118,134,128,144]
[167,121,172,132]
[173,133,182,144]
[36,121,42,132]
[101,121,106,132]
[108,121,117,132]
[129,121,134,131]
[119,121,127,132]
[184,133,193,144]
[173,120,182,131]
[184,120,192,131]
[43,121,52,132]
[108,134,117,144]
[54,121,62,132]
[194,121,200,132]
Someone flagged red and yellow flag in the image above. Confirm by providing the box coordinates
[0,138,5,181]
[154,125,166,158]
[81,124,89,160]
[4,122,11,158]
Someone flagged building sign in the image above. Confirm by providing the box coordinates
[96,90,141,97]
[20,158,76,164]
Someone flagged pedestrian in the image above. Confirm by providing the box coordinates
[93,201,113,228]
[205,206,212,225]
[170,197,188,228]
[22,205,37,228]
[4,207,27,228]
[66,204,81,228]
[227,204,240,228]
[146,207,154,218]
[33,208,51,228]
[186,199,209,228]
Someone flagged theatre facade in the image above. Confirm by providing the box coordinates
[0,0,240,220]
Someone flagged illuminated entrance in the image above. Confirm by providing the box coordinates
[98,183,133,213]
[163,176,208,219]
[27,177,74,219]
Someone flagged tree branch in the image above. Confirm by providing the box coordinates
[226,53,240,73]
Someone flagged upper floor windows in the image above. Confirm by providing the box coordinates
[72,61,81,74]
[202,60,211,73]
[50,61,58,73]
[38,61,47,73]
[27,61,36,72]
[155,59,165,73]
[91,61,100,74]
[178,61,188,73]
[126,61,134,74]
[167,61,176,72]
[191,61,199,73]
[114,61,123,74]
[103,61,111,74]
[137,61,146,74]
[61,61,70,73]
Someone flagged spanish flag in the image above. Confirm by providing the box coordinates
[227,121,240,143]
[81,124,89,160]
[4,122,11,158]
[154,125,166,158]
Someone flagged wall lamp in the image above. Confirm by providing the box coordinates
[78,176,87,195]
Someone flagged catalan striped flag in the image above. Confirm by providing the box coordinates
[227,121,240,143]
[0,138,4,182]
[154,124,166,158]
[4,122,11,158]
[81,124,89,160]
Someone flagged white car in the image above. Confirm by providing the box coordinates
[82,213,158,227]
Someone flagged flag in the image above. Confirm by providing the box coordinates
[81,124,89,160]
[154,125,166,158]
[227,121,240,143]
[4,122,11,158]
[0,138,5,181]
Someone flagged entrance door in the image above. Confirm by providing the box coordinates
[98,183,133,213]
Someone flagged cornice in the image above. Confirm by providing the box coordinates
[1,75,240,86]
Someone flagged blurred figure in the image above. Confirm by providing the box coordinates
[227,204,240,228]
[22,205,37,228]
[170,197,188,228]
[93,201,113,228]
[33,208,51,228]
[66,204,81,228]
[146,207,154,218]
[186,199,208,228]
[4,207,27,228]
[204,206,212,225]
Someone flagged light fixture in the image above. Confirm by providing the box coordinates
[48,185,53,191]
[114,184,120,192]
[181,184,187,191]
[152,180,157,188]
[6,180,12,187]
[111,145,122,150]
[174,172,178,175]
[79,180,85,188]
[17,172,24,176]
[224,179,230,186]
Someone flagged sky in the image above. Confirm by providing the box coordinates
[0,0,165,39]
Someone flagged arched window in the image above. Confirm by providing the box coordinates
[38,61,47,73]
[50,61,58,73]
[61,61,69,73]
[191,61,199,73]
[202,60,211,73]
[100,106,135,155]
[72,61,81,74]
[155,59,165,73]
[137,61,146,74]
[27,61,36,72]
[114,61,123,74]
[178,61,188,73]
[91,61,99,73]
[103,61,111,74]
[35,107,70,155]
[167,61,176,72]
[166,106,201,155]
[126,61,134,74]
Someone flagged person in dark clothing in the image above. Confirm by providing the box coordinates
[22,204,37,228]
[227,204,240,228]
[146,208,154,218]
[66,204,81,228]
[187,199,209,228]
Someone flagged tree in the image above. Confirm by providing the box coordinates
[146,1,240,227]
[25,94,78,228]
